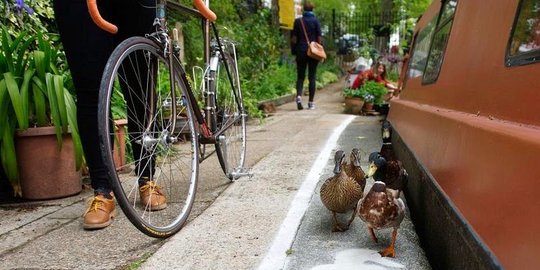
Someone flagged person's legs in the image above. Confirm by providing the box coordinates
[54,0,117,229]
[307,58,318,109]
[54,0,115,195]
[114,0,156,180]
[115,0,167,211]
[296,54,308,110]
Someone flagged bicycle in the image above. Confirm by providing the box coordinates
[87,0,251,238]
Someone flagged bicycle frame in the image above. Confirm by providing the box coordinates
[167,1,245,147]
[87,0,243,155]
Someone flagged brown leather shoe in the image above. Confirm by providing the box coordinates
[83,193,116,230]
[139,181,167,211]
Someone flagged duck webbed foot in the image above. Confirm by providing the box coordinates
[378,228,398,257]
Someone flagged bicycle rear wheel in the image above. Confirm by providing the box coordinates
[210,42,247,180]
[98,37,199,238]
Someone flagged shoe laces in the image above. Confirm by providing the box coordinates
[140,181,164,196]
[84,196,107,216]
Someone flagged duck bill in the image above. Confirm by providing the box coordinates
[333,162,342,174]
[367,162,378,178]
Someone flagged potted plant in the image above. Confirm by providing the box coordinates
[359,81,388,113]
[343,87,367,114]
[0,27,83,199]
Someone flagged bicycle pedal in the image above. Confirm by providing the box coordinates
[230,168,254,180]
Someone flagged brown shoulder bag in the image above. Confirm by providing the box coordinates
[300,19,326,62]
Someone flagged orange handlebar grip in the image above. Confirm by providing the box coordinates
[87,0,118,34]
[193,0,217,22]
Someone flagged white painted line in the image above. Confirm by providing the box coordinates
[257,115,356,270]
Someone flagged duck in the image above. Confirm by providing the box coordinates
[367,152,408,198]
[380,120,396,161]
[320,150,364,232]
[357,181,406,257]
[381,120,392,143]
[343,148,366,192]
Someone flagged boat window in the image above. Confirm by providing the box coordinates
[423,0,457,84]
[407,16,437,79]
[506,0,540,66]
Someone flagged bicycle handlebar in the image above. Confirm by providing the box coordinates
[86,0,118,34]
[193,0,217,22]
[86,0,217,34]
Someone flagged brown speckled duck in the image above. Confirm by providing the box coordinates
[343,148,366,192]
[320,150,363,232]
[357,181,406,257]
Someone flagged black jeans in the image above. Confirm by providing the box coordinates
[54,0,155,192]
[295,53,319,102]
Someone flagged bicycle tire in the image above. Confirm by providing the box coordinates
[98,37,199,238]
[209,42,247,180]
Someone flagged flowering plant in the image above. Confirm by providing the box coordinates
[362,94,375,103]
[13,0,34,15]
[343,87,367,98]
[359,81,387,105]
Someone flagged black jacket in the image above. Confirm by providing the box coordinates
[291,13,321,55]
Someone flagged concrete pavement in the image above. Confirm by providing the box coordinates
[142,79,430,269]
[0,78,430,269]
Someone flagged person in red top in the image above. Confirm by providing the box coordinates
[352,62,399,95]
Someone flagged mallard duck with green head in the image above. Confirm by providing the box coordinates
[367,152,408,198]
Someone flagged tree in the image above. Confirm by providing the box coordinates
[309,0,430,17]
[308,0,352,13]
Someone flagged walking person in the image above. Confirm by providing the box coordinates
[53,0,167,230]
[290,2,322,110]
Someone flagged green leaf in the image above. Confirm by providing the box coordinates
[3,72,28,129]
[31,76,47,95]
[45,73,62,146]
[64,91,83,169]
[37,32,52,70]
[14,35,35,76]
[34,51,46,80]
[53,74,68,131]
[20,69,35,127]
[0,79,8,116]
[1,27,14,73]
[0,121,20,195]
[32,81,48,126]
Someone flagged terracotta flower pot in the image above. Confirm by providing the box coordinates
[16,126,82,200]
[113,119,128,172]
[344,96,364,114]
[362,102,375,112]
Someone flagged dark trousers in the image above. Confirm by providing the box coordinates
[295,53,319,102]
[54,0,154,192]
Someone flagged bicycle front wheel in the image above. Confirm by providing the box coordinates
[98,37,199,238]
[210,43,247,180]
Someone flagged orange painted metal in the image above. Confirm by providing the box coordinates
[389,0,540,269]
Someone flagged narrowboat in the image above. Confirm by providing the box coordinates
[389,0,540,269]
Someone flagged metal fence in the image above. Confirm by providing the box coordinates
[318,9,403,51]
